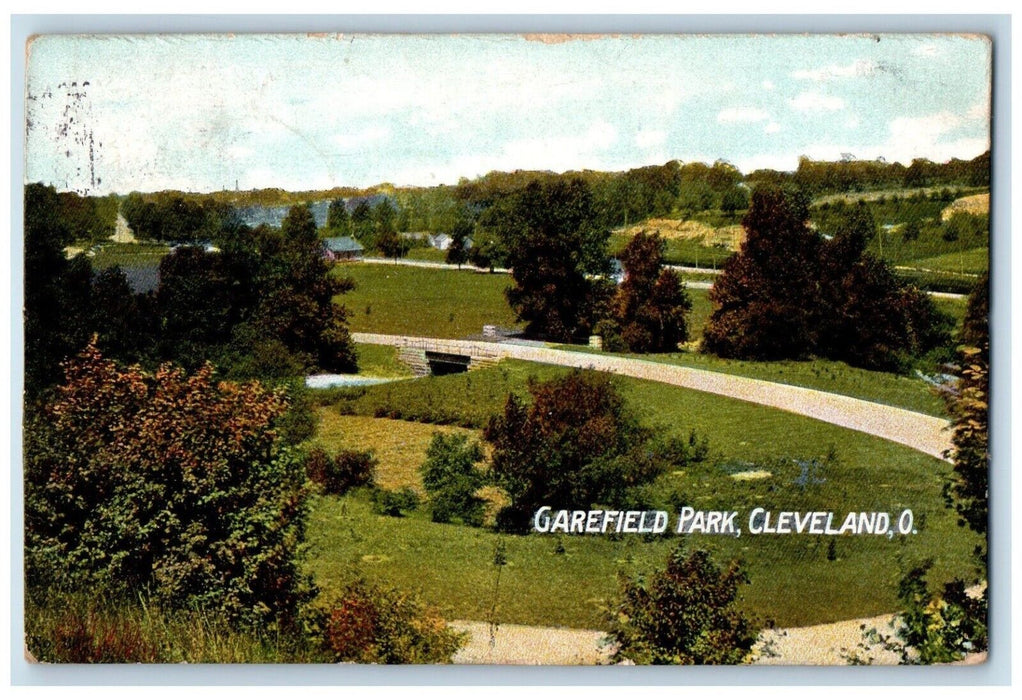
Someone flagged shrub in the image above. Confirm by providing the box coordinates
[371,487,420,517]
[420,433,487,526]
[845,560,987,665]
[606,547,759,665]
[322,580,465,663]
[306,447,377,495]
[24,342,314,630]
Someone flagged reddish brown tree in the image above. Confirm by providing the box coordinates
[25,342,314,628]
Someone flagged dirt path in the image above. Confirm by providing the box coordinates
[450,621,611,665]
[450,613,986,666]
[353,333,952,460]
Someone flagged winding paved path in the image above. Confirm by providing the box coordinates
[353,332,952,460]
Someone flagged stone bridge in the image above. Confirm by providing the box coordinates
[354,333,505,376]
[350,332,953,460]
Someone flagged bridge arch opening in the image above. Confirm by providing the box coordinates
[425,350,471,375]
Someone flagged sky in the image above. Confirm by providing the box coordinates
[24,33,991,195]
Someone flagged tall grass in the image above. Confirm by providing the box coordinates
[25,592,328,663]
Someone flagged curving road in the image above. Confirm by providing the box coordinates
[353,332,952,460]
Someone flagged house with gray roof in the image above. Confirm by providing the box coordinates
[322,236,365,262]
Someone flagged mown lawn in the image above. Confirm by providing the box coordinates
[306,362,981,630]
[905,247,989,276]
[610,232,733,269]
[90,242,170,269]
[334,263,520,339]
[310,412,480,492]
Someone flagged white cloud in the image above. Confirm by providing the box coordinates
[845,116,861,129]
[717,107,770,123]
[888,112,962,151]
[790,92,846,113]
[635,129,667,150]
[762,80,775,91]
[764,122,781,134]
[792,59,876,82]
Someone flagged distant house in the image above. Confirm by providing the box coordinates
[609,258,625,285]
[322,236,365,262]
[428,233,453,251]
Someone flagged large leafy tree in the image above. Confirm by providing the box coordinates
[25,342,314,629]
[703,186,950,371]
[703,186,822,360]
[484,370,677,532]
[495,178,614,342]
[613,231,692,353]
[248,204,357,373]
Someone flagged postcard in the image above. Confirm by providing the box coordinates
[21,32,992,667]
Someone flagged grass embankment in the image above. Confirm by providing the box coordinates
[610,232,733,269]
[403,247,448,262]
[306,361,981,630]
[335,263,520,339]
[550,346,949,418]
[354,342,415,378]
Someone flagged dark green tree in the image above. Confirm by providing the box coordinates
[251,204,357,373]
[373,198,398,236]
[327,198,351,235]
[613,231,692,353]
[351,200,375,246]
[24,184,96,395]
[496,178,614,342]
[704,186,949,371]
[703,186,822,361]
[467,230,505,272]
[720,185,749,216]
[376,229,410,261]
[420,433,487,526]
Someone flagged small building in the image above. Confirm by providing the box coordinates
[609,258,625,285]
[322,236,365,262]
[428,233,453,251]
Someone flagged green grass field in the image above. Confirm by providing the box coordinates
[905,247,989,276]
[609,232,733,269]
[90,242,171,269]
[402,247,448,262]
[335,263,520,339]
[306,361,980,630]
